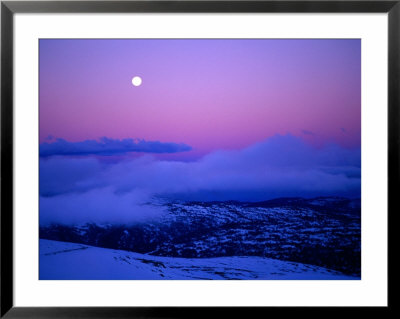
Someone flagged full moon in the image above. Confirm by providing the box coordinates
[132,76,142,87]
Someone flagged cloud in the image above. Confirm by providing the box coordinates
[45,135,54,141]
[40,157,105,196]
[301,129,315,136]
[39,137,192,157]
[39,134,361,225]
[40,188,166,225]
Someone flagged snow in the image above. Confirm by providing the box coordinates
[40,239,358,280]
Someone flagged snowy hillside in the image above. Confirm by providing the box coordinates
[40,239,356,280]
[40,196,361,277]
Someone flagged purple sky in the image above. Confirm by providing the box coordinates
[40,39,360,161]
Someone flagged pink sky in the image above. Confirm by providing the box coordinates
[40,39,360,160]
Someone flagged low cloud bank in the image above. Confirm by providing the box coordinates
[39,137,192,157]
[39,134,361,225]
[40,188,166,225]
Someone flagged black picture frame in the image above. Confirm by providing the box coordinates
[1,0,396,317]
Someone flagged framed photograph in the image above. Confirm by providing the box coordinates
[1,0,395,317]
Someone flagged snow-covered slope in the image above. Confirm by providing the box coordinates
[40,196,361,276]
[40,239,357,280]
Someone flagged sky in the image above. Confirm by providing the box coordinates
[40,39,360,160]
[39,39,361,224]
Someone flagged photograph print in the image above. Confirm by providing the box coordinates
[39,39,361,280]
